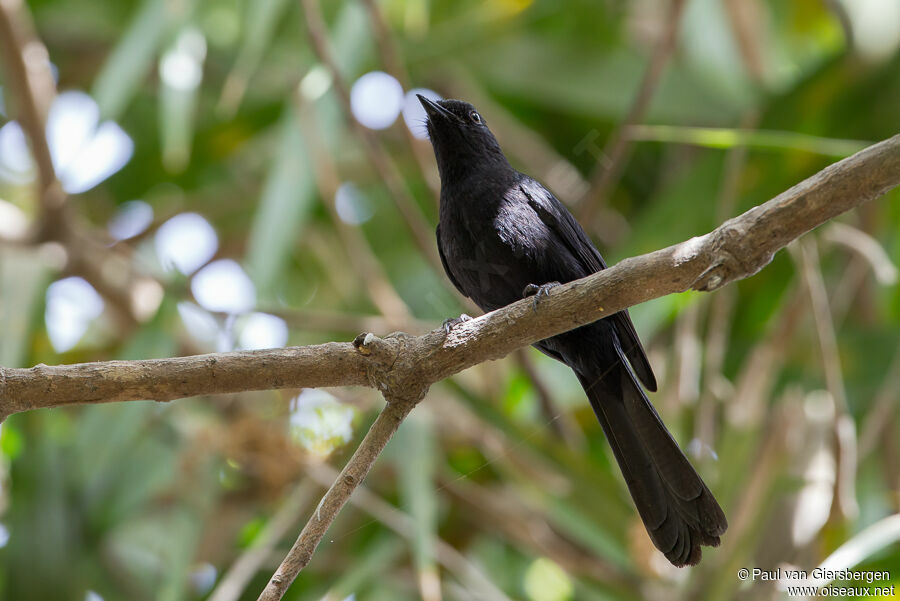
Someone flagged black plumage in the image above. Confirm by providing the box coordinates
[419,95,727,566]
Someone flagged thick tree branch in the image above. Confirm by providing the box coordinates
[0,344,369,420]
[0,134,897,600]
[1,134,898,416]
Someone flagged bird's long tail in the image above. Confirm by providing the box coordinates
[576,362,728,567]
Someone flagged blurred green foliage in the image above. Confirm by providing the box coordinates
[1,0,899,600]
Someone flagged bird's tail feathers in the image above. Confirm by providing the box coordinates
[576,363,727,567]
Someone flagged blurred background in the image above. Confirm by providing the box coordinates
[1,0,899,599]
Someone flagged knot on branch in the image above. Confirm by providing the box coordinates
[692,220,775,292]
[353,331,429,406]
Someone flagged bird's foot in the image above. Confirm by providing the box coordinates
[442,313,473,334]
[523,281,561,311]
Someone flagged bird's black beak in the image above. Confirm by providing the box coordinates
[417,94,453,121]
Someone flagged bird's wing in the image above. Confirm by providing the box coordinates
[610,311,657,391]
[436,223,469,298]
[519,177,657,392]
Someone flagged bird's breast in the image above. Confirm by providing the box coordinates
[438,198,553,311]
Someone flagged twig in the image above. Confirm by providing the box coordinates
[822,221,899,286]
[305,462,515,601]
[515,349,584,447]
[359,0,441,203]
[695,110,756,447]
[298,98,415,328]
[723,0,766,82]
[256,392,420,601]
[577,0,687,226]
[795,238,858,520]
[0,0,64,224]
[299,0,443,271]
[858,345,900,458]
[0,1,155,327]
[208,483,315,601]
[0,344,370,419]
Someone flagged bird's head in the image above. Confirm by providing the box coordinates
[417,95,509,182]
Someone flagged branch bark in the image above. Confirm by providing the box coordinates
[0,0,66,226]
[0,0,159,327]
[0,134,898,600]
[0,344,369,420]
[2,134,893,420]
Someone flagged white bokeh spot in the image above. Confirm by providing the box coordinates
[108,200,154,241]
[155,213,218,275]
[289,390,355,458]
[335,182,374,225]
[350,71,404,130]
[47,91,134,194]
[403,88,442,139]
[190,563,217,595]
[0,121,34,183]
[191,259,256,314]
[177,301,220,346]
[45,277,105,352]
[238,312,288,350]
[160,28,207,91]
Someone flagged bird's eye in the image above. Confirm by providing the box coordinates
[469,111,482,124]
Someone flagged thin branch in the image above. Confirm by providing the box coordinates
[257,392,419,601]
[794,238,858,520]
[298,99,415,328]
[305,462,515,601]
[359,0,442,204]
[515,348,585,448]
[0,0,63,221]
[858,344,900,458]
[577,0,687,226]
[0,0,157,328]
[299,0,443,271]
[208,483,316,601]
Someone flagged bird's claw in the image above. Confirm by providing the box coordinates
[442,313,472,334]
[523,282,561,311]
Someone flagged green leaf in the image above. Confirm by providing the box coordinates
[92,0,169,119]
[393,412,440,594]
[217,0,291,114]
[0,248,50,368]
[244,105,316,300]
[323,534,405,599]
[159,27,206,173]
[626,125,870,157]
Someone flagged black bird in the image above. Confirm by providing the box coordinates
[418,95,727,567]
